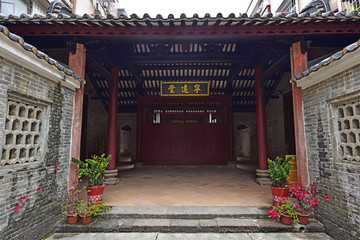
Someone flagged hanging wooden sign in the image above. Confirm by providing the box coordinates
[160,82,209,96]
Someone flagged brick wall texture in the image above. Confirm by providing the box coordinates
[0,56,75,239]
[302,64,360,239]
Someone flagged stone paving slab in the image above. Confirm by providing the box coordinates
[48,232,334,240]
[248,232,333,240]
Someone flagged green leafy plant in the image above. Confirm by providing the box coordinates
[71,154,111,186]
[269,197,299,223]
[76,200,111,217]
[62,185,87,217]
[268,156,293,188]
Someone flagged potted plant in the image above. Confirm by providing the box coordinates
[71,154,111,204]
[268,156,293,205]
[76,199,112,224]
[289,183,330,225]
[269,197,299,225]
[62,185,88,224]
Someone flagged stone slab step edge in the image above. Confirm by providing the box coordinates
[54,218,324,234]
[97,206,270,219]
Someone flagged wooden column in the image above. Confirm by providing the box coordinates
[290,41,309,187]
[68,44,86,190]
[255,66,268,170]
[107,67,118,170]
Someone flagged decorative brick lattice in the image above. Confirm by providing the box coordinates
[336,100,360,163]
[1,100,44,165]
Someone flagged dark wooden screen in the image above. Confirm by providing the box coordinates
[138,95,233,165]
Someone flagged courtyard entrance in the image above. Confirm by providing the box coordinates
[101,166,272,206]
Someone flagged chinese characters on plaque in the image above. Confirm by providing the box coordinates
[161,82,209,96]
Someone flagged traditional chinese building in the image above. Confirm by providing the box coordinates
[0,7,359,239]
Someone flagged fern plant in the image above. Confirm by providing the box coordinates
[71,154,111,187]
[268,156,293,188]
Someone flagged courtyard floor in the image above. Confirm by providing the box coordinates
[98,166,272,206]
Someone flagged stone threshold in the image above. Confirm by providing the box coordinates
[98,206,270,219]
[54,218,324,233]
[54,206,324,234]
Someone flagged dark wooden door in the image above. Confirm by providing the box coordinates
[138,95,233,165]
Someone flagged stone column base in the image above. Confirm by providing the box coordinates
[104,169,120,185]
[256,169,272,186]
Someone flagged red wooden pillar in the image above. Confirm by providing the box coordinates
[107,67,119,170]
[68,44,86,190]
[290,41,309,187]
[255,66,268,170]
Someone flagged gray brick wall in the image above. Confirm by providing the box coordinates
[302,64,360,239]
[0,57,75,239]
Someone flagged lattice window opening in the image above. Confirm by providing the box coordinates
[1,100,46,166]
[335,100,360,163]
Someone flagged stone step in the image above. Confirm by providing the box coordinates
[119,156,132,163]
[98,206,269,219]
[116,164,135,171]
[54,217,324,234]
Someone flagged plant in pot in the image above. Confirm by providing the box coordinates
[71,154,111,204]
[62,185,88,224]
[76,199,112,224]
[269,197,299,225]
[289,183,330,225]
[268,156,293,206]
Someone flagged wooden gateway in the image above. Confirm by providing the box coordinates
[138,95,233,165]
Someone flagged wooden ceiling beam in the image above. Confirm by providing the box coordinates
[87,54,114,87]
[260,53,290,86]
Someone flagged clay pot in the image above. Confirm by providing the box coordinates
[280,214,292,225]
[270,185,289,206]
[79,214,93,225]
[87,185,104,205]
[66,213,78,224]
[298,211,310,225]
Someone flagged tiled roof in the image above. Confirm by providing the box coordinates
[0,11,359,27]
[0,24,85,84]
[291,39,360,82]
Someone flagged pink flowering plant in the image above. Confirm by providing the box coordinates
[289,183,329,214]
[13,188,42,210]
[268,197,299,223]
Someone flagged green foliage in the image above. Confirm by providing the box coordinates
[76,200,111,216]
[272,198,299,223]
[71,154,111,187]
[268,156,293,188]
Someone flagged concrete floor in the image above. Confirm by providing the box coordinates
[98,166,272,206]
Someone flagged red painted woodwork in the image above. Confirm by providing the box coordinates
[9,23,360,37]
[255,66,268,170]
[290,41,308,187]
[69,44,86,190]
[138,95,233,165]
[107,67,118,170]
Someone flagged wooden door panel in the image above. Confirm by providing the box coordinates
[139,96,233,165]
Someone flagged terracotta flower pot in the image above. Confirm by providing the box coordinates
[87,186,104,205]
[66,213,78,224]
[79,214,93,225]
[280,214,292,225]
[298,211,310,225]
[270,185,289,206]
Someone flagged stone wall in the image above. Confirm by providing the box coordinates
[0,57,74,239]
[302,64,360,239]
[265,73,292,160]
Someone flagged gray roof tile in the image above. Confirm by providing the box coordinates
[0,24,84,84]
[291,39,360,83]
